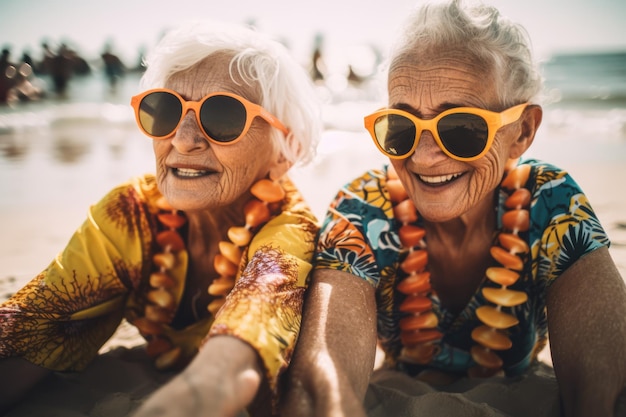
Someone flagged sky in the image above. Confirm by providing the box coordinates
[1,0,626,71]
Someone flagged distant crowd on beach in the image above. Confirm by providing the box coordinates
[1,31,383,107]
[0,39,148,105]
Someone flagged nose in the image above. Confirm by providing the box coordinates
[411,129,445,161]
[170,110,209,153]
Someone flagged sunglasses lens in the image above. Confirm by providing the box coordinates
[200,95,247,142]
[138,92,183,137]
[373,114,416,157]
[438,113,488,158]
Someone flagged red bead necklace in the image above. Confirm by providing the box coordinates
[389,160,531,376]
[133,178,286,370]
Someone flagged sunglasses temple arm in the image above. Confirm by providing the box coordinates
[259,109,289,135]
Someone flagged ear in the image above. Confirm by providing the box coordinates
[268,152,292,181]
[268,132,299,180]
[508,104,543,159]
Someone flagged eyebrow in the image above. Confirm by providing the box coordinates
[391,101,468,118]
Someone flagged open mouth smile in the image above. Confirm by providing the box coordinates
[418,172,464,185]
[172,167,213,178]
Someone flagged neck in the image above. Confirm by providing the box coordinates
[424,190,497,248]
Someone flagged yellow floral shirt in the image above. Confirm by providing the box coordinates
[0,174,318,392]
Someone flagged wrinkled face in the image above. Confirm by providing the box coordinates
[387,52,523,222]
[153,54,282,211]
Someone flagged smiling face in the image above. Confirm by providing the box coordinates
[387,51,526,222]
[152,54,283,212]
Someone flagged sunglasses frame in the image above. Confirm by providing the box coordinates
[130,88,289,145]
[364,103,529,161]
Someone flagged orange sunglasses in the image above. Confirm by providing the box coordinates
[364,103,528,161]
[130,88,289,144]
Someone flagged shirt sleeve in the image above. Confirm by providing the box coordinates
[527,161,611,288]
[315,168,396,288]
[0,179,152,371]
[207,179,318,393]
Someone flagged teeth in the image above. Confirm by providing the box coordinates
[175,168,208,177]
[419,173,462,184]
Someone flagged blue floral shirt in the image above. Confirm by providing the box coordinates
[315,159,610,376]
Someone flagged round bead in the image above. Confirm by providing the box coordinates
[397,271,431,295]
[505,188,531,210]
[501,164,530,191]
[149,271,176,289]
[393,199,418,224]
[147,288,175,309]
[156,230,185,252]
[482,287,528,307]
[485,267,520,286]
[498,233,529,255]
[399,295,432,313]
[476,306,519,329]
[208,276,236,296]
[471,325,512,350]
[157,212,187,229]
[400,250,428,273]
[387,179,409,203]
[228,226,252,247]
[399,225,426,248]
[244,199,271,229]
[399,311,439,331]
[219,241,242,265]
[213,254,238,277]
[502,209,530,233]
[470,345,503,369]
[153,252,176,270]
[490,247,524,271]
[250,179,285,203]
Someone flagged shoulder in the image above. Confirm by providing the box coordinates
[328,165,393,221]
[89,174,160,225]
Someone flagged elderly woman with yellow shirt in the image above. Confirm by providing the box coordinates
[0,21,321,417]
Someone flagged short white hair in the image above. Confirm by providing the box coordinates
[140,20,321,166]
[387,0,543,106]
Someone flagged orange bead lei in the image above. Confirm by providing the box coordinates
[388,160,531,377]
[133,178,286,370]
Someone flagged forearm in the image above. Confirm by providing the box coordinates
[548,247,626,417]
[283,350,370,417]
[280,269,377,417]
[132,336,263,417]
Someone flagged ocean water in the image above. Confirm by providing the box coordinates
[0,51,625,285]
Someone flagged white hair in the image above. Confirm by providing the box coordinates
[386,0,544,106]
[140,20,321,166]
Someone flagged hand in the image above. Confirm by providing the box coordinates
[132,336,262,417]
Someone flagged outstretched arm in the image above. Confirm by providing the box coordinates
[547,246,626,417]
[132,335,262,417]
[280,269,378,417]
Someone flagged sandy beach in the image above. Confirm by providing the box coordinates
[1,72,625,415]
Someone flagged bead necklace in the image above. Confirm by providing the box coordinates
[133,178,286,370]
[389,159,531,377]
